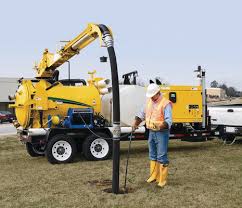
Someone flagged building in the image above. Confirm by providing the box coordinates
[0,78,19,113]
[206,87,226,101]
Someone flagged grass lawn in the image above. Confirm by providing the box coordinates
[0,135,242,208]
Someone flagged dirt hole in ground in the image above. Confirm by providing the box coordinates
[88,179,136,194]
[103,187,136,194]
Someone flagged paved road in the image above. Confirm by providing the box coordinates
[0,123,17,136]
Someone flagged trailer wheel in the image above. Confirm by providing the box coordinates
[222,134,236,144]
[26,142,45,157]
[46,134,77,164]
[82,133,112,161]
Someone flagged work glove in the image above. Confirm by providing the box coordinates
[132,117,142,132]
[131,125,138,132]
[131,121,138,132]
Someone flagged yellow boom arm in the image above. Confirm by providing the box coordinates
[35,23,113,78]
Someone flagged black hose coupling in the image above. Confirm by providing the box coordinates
[98,24,114,47]
[103,33,113,47]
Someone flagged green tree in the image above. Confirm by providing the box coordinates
[219,83,228,91]
[210,80,218,88]
[227,87,237,97]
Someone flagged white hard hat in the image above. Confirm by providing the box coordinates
[146,83,160,98]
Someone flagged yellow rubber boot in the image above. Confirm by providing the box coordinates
[146,161,158,183]
[156,162,160,182]
[158,164,168,187]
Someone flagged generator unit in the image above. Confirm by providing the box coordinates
[160,85,203,123]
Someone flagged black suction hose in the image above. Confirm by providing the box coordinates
[98,24,121,194]
[106,46,120,123]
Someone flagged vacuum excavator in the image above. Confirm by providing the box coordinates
[9,23,122,163]
[9,24,211,164]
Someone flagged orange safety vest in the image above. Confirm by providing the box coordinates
[145,96,172,131]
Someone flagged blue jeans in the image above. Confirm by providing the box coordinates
[148,130,169,165]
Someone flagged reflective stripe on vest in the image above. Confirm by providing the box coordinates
[145,97,171,131]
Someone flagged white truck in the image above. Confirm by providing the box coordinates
[208,105,242,141]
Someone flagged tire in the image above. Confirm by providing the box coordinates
[45,134,77,164]
[222,134,235,143]
[26,142,45,157]
[226,134,236,141]
[192,123,203,131]
[82,133,112,161]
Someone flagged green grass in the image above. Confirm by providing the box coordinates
[0,136,242,208]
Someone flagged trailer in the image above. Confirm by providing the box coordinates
[13,66,214,164]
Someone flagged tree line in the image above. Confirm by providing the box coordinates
[210,80,241,97]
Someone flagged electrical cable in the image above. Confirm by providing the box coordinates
[123,131,133,191]
[78,112,137,192]
[78,113,134,140]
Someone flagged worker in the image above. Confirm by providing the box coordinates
[132,83,172,187]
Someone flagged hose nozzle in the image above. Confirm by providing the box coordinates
[102,33,113,47]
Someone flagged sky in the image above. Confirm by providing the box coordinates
[0,0,241,90]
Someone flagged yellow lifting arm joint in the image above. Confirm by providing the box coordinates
[35,23,113,79]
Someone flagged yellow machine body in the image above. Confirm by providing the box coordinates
[160,85,203,123]
[10,79,101,128]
